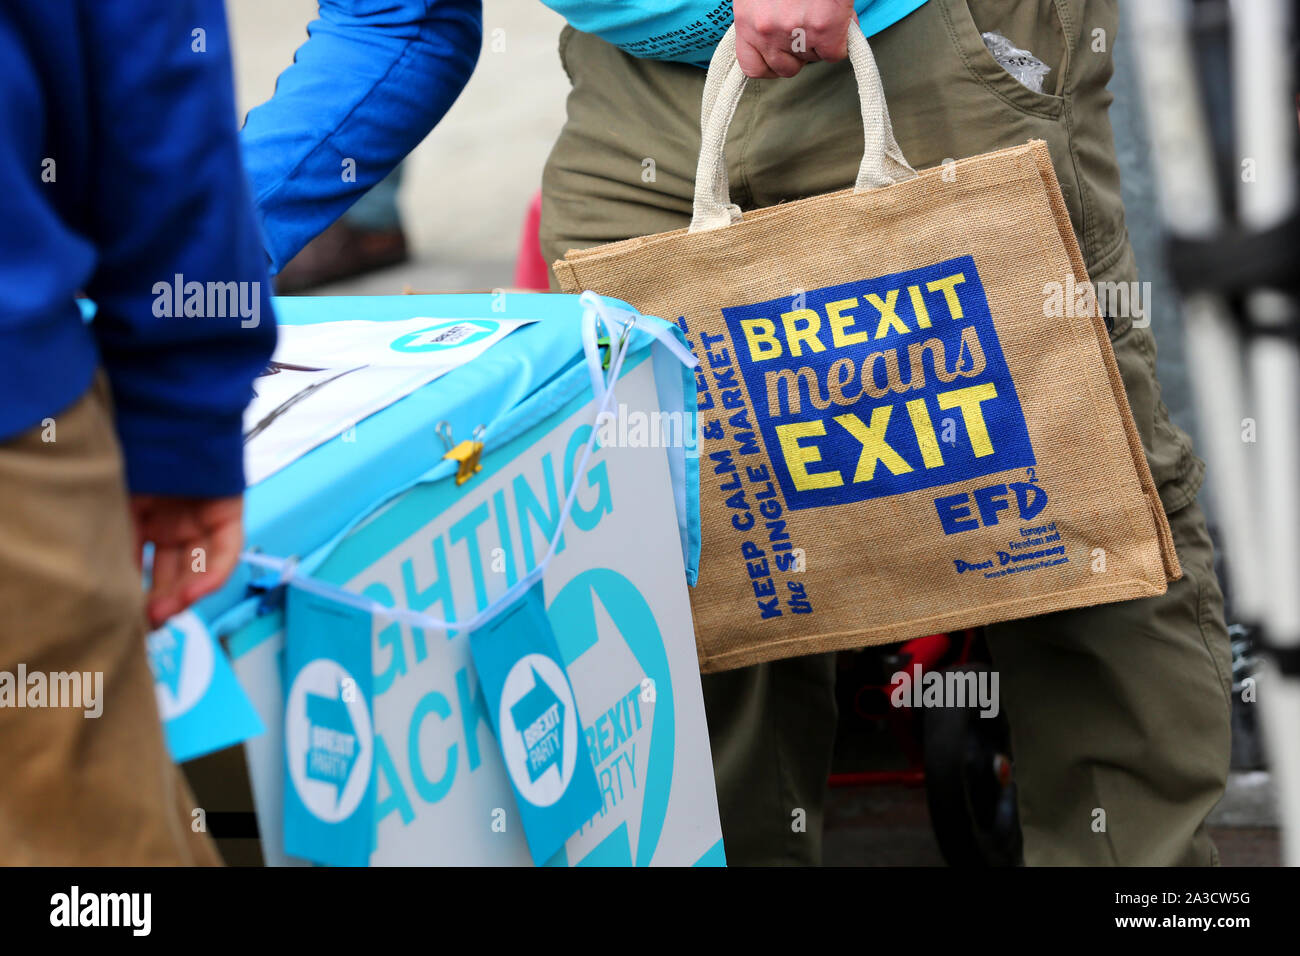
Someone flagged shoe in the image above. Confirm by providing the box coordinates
[274,219,409,294]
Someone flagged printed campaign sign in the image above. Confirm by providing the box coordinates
[283,585,375,866]
[469,583,602,864]
[148,610,264,763]
[231,356,723,866]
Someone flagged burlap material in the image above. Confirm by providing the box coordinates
[555,25,1178,673]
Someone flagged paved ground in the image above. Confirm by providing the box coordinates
[823,777,1281,867]
[826,689,1282,866]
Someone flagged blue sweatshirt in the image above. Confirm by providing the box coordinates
[1,0,277,497]
[241,0,483,272]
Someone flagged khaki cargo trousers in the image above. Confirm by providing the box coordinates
[0,378,221,864]
[541,0,1232,865]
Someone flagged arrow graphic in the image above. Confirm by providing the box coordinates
[510,667,566,784]
[305,685,360,807]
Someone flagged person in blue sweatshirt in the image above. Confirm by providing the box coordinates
[0,1,275,863]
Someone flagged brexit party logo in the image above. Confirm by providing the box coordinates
[470,584,602,864]
[497,654,580,807]
[305,690,361,804]
[286,658,373,823]
[390,319,499,354]
[146,611,214,721]
[721,255,1036,511]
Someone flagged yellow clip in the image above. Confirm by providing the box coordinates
[443,439,484,486]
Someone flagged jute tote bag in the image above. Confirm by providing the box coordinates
[555,23,1179,673]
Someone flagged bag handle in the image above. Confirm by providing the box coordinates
[688,22,917,232]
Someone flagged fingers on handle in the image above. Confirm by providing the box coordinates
[735,36,778,78]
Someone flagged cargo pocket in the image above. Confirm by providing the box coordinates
[941,0,1067,119]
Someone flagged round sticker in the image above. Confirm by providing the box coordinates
[497,654,579,807]
[285,658,373,823]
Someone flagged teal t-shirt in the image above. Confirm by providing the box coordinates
[544,0,929,66]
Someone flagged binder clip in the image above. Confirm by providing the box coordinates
[438,421,486,486]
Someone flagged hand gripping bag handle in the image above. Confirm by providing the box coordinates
[689,21,917,232]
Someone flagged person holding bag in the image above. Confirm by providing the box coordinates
[545,0,1231,867]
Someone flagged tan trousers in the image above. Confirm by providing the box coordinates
[0,377,221,865]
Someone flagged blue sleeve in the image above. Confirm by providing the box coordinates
[83,2,277,498]
[241,0,483,271]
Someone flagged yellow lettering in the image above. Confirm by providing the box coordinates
[905,399,945,468]
[827,298,869,348]
[937,382,998,456]
[741,318,782,361]
[834,408,914,481]
[926,273,966,320]
[775,420,843,490]
[908,284,932,329]
[869,290,908,339]
[780,309,825,358]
